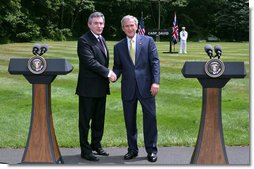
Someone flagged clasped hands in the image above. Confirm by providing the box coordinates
[108,70,117,82]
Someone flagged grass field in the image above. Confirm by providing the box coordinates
[0,41,249,148]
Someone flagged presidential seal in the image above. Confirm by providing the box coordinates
[205,59,225,78]
[28,56,47,74]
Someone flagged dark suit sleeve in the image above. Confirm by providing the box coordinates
[148,37,160,84]
[78,37,109,78]
[113,44,122,79]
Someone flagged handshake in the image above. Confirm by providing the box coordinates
[108,70,117,82]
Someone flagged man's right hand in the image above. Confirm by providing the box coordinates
[108,70,117,82]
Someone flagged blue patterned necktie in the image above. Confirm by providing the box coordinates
[98,36,107,56]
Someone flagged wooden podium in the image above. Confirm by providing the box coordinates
[8,58,73,164]
[182,61,246,164]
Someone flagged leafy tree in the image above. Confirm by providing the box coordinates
[214,0,249,41]
[92,0,152,40]
[58,0,95,38]
[0,0,249,43]
[0,0,29,42]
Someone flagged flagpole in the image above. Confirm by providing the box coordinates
[170,39,172,52]
[138,12,145,36]
[164,11,178,54]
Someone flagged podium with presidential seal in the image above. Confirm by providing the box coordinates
[8,44,73,164]
[181,44,246,164]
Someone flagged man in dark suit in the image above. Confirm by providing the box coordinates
[113,15,160,162]
[76,12,116,161]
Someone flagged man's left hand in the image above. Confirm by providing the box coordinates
[150,83,159,96]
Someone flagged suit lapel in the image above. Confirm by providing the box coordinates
[87,31,98,46]
[99,37,109,65]
[103,39,109,63]
[88,31,108,59]
[122,38,133,64]
[136,34,142,63]
[99,37,108,58]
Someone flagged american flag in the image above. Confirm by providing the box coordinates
[138,16,145,35]
[172,12,178,44]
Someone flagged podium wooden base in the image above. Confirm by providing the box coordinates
[182,61,246,165]
[191,88,228,164]
[22,84,63,164]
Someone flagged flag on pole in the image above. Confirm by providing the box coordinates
[172,12,178,44]
[138,16,145,35]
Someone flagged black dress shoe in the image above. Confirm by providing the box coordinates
[124,151,138,160]
[93,148,109,156]
[147,153,157,162]
[81,153,99,161]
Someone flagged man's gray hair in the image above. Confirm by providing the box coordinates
[121,15,138,27]
[88,12,105,23]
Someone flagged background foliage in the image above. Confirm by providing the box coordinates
[0,0,249,43]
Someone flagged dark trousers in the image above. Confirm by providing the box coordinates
[79,96,106,155]
[122,85,158,154]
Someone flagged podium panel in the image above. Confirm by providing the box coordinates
[182,61,246,164]
[8,58,73,164]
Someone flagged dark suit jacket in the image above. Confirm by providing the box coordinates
[113,34,160,101]
[76,31,110,97]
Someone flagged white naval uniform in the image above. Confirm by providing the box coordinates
[179,30,188,54]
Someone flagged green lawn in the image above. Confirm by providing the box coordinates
[0,41,249,148]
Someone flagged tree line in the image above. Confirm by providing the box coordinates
[0,0,249,43]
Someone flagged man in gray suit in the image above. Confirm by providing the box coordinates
[113,15,160,162]
[76,12,116,161]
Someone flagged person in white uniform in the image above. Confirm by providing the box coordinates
[179,27,188,54]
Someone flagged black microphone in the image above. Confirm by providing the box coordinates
[204,44,213,59]
[39,44,48,56]
[32,44,41,56]
[214,44,222,59]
